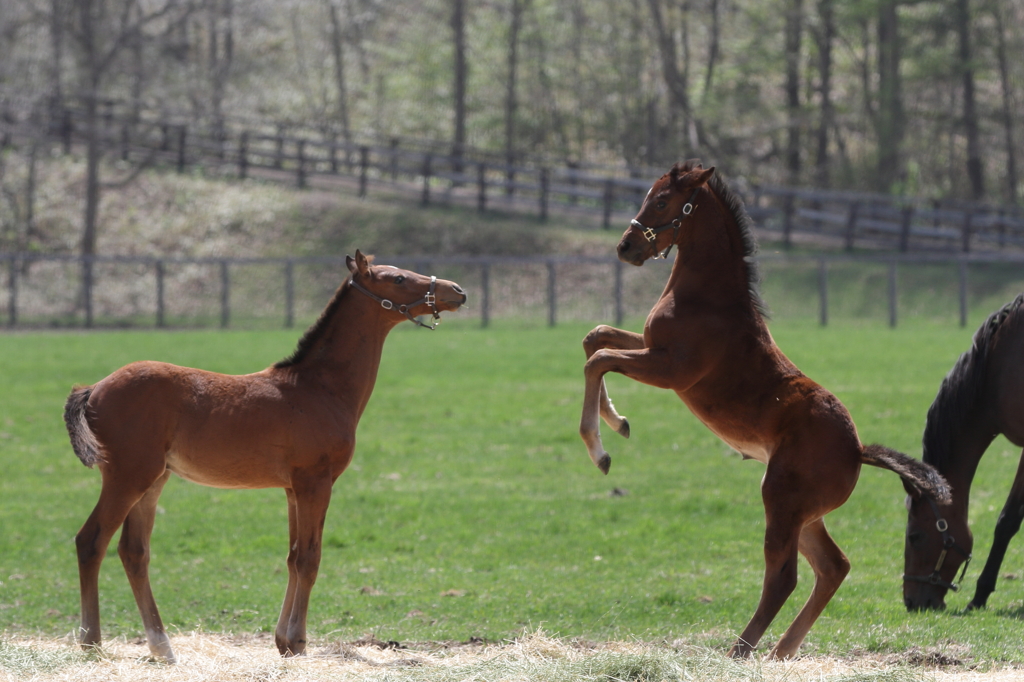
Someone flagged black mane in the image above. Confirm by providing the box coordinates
[274,278,353,369]
[922,292,1024,471]
[675,161,768,317]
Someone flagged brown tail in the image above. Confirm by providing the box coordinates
[64,386,102,468]
[861,443,951,504]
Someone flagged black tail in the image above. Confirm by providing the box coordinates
[64,386,102,468]
[861,443,951,504]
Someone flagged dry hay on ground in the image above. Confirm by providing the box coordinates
[1,631,1021,682]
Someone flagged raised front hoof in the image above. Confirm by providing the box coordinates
[616,419,630,439]
[597,454,611,475]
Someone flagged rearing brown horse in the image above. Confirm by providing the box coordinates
[579,162,950,659]
[64,251,465,663]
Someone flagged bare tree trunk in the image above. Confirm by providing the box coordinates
[326,0,351,146]
[876,0,904,193]
[992,1,1018,204]
[702,0,720,101]
[784,0,803,185]
[956,0,983,200]
[647,0,696,151]
[451,0,467,173]
[814,0,834,187]
[78,0,100,259]
[570,0,585,159]
[505,0,524,188]
[211,0,233,153]
[49,0,65,122]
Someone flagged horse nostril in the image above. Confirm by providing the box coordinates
[452,284,464,294]
[618,241,631,254]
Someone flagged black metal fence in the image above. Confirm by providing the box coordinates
[4,252,1023,331]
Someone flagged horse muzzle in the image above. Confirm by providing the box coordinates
[904,590,947,612]
[616,237,649,266]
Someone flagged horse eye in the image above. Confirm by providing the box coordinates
[656,201,667,210]
[394,275,405,284]
[907,531,925,546]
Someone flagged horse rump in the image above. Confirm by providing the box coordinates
[64,386,102,468]
[861,443,951,504]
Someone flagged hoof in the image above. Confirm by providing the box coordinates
[727,642,754,659]
[616,419,630,439]
[597,454,611,475]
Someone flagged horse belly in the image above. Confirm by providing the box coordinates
[166,448,291,489]
[704,423,773,463]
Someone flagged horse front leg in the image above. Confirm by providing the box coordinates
[582,325,645,438]
[276,476,332,657]
[969,448,1024,610]
[275,489,300,655]
[580,346,678,474]
[117,470,175,663]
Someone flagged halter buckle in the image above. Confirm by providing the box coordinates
[682,203,694,216]
[643,227,657,242]
[380,300,394,310]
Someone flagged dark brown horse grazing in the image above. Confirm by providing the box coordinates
[64,251,465,663]
[903,293,1024,611]
[579,162,950,659]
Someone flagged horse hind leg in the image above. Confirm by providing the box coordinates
[769,518,850,660]
[118,469,176,663]
[76,484,150,652]
[969,448,1024,610]
[728,518,801,658]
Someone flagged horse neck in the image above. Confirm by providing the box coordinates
[925,407,998,514]
[663,196,756,313]
[283,290,400,396]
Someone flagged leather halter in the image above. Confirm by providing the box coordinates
[903,496,972,592]
[629,185,702,259]
[348,275,442,330]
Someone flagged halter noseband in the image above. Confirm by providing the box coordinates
[630,185,703,259]
[903,496,972,593]
[348,275,442,330]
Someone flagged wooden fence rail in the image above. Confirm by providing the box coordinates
[2,252,1022,331]
[3,98,1024,254]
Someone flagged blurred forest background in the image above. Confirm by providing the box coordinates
[2,0,1021,196]
[1,0,1023,271]
[0,1,1021,329]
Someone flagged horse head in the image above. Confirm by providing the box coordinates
[903,491,973,611]
[347,250,466,329]
[618,162,715,266]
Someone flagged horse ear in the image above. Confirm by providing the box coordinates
[696,166,715,186]
[346,250,371,277]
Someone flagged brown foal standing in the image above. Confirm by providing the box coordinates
[579,162,950,659]
[64,251,465,662]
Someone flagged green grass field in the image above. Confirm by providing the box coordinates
[1,316,1023,664]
